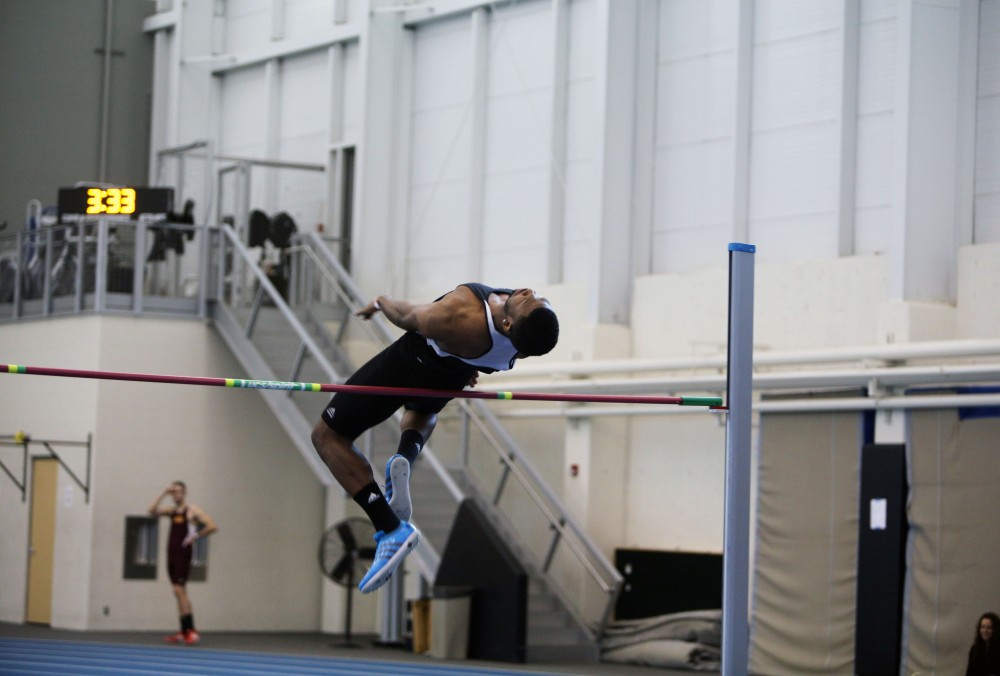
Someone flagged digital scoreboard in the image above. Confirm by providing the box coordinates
[58,186,174,218]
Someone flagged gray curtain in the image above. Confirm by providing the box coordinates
[750,411,862,675]
[903,410,1000,675]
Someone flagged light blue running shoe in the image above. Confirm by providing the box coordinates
[358,521,420,594]
[384,454,412,521]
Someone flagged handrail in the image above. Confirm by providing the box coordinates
[217,225,341,379]
[464,398,621,586]
[461,403,618,593]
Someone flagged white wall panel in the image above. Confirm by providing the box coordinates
[750,124,838,217]
[975,0,1000,243]
[856,16,895,115]
[562,238,592,283]
[747,0,841,259]
[407,183,472,259]
[558,0,599,284]
[279,50,328,160]
[406,16,474,294]
[561,160,599,281]
[853,9,896,255]
[341,42,361,143]
[284,0,335,41]
[488,0,553,94]
[566,0,598,78]
[650,0,737,275]
[219,67,269,214]
[654,141,732,230]
[485,90,552,171]
[652,223,732,273]
[751,34,840,129]
[750,211,837,260]
[226,0,271,54]
[854,114,893,254]
[409,108,473,183]
[220,68,268,155]
[482,247,548,286]
[753,0,841,42]
[482,167,550,241]
[658,0,737,58]
[411,20,472,109]
[272,51,328,235]
[626,416,726,552]
[482,0,552,284]
[656,54,735,144]
[859,0,895,23]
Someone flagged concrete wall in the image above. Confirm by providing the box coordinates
[0,0,154,230]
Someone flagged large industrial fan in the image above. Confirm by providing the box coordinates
[318,517,377,646]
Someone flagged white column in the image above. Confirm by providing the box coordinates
[591,0,639,325]
[547,0,570,284]
[889,0,968,304]
[835,0,860,256]
[352,8,406,296]
[468,8,489,282]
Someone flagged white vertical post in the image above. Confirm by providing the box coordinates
[379,568,405,644]
[723,242,755,676]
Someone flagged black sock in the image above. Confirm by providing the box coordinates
[397,429,425,464]
[181,614,193,632]
[353,481,401,533]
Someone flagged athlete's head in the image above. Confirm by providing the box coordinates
[504,289,559,357]
[168,480,187,504]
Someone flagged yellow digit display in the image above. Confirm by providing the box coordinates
[86,188,106,214]
[119,188,136,214]
[85,187,137,215]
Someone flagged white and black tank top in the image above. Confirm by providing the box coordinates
[424,283,519,373]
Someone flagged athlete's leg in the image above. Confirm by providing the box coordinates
[172,583,192,616]
[311,420,376,496]
[400,410,436,441]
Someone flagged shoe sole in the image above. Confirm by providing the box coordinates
[358,526,421,594]
[386,456,412,521]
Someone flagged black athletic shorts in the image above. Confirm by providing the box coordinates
[321,332,477,441]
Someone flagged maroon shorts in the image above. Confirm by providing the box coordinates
[167,549,191,585]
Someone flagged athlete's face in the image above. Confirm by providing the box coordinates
[503,288,550,324]
[168,483,186,505]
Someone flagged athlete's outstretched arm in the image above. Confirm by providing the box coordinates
[357,287,472,340]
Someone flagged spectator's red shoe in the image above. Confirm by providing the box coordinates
[183,629,201,645]
[164,631,185,644]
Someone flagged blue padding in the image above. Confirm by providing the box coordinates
[728,242,756,253]
[957,386,1000,420]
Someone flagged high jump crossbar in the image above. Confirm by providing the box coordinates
[0,364,723,408]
